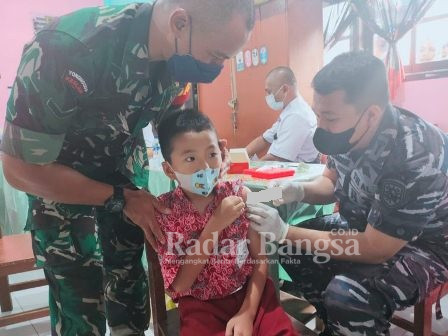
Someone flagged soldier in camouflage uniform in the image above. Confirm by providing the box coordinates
[2,1,254,335]
[248,52,448,335]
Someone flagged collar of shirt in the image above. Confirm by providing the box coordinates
[279,96,303,119]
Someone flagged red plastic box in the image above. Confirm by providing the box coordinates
[243,168,295,179]
[228,162,250,174]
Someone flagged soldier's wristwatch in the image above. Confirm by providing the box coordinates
[104,186,125,213]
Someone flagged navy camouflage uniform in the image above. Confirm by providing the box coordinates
[2,4,184,335]
[281,106,448,335]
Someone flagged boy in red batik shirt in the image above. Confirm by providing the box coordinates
[155,110,297,336]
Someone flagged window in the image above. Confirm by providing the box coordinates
[324,36,351,65]
[374,0,448,80]
[323,2,353,65]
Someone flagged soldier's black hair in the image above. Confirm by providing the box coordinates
[312,51,390,110]
[157,109,216,163]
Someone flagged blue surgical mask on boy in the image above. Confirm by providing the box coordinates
[175,167,220,197]
[167,17,223,84]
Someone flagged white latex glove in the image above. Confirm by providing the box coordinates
[247,203,289,243]
[268,180,305,206]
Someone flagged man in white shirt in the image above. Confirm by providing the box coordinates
[246,66,319,162]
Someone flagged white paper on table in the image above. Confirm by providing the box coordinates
[246,187,282,204]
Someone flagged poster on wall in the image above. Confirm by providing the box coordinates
[260,46,269,65]
[236,51,245,72]
[244,50,252,68]
[252,48,260,66]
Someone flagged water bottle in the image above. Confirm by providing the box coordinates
[151,138,163,170]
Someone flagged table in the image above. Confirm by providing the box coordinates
[227,161,326,189]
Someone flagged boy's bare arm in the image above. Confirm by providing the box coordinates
[225,184,268,335]
[225,227,268,335]
[238,227,268,319]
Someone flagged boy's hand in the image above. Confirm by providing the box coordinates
[211,196,245,231]
[225,312,254,336]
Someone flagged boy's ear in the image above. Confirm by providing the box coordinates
[162,161,177,181]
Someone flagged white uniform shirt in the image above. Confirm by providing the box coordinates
[262,96,318,162]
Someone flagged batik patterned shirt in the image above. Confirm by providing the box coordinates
[156,180,254,301]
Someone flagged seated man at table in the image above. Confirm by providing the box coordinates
[154,109,297,336]
[246,66,319,163]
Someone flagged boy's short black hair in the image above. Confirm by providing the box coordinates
[157,109,216,163]
[312,51,390,110]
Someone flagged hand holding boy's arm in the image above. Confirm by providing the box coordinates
[171,196,245,293]
[226,227,268,336]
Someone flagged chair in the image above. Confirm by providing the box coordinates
[391,282,448,336]
[145,242,319,336]
[0,228,49,327]
[145,242,179,336]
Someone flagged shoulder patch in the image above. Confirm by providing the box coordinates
[380,179,407,209]
[63,70,89,95]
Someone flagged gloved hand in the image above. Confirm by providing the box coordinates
[247,203,289,243]
[268,181,305,206]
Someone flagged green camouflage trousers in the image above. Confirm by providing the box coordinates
[28,195,149,336]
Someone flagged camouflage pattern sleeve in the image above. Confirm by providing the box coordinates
[367,148,448,242]
[2,30,94,164]
[326,155,336,170]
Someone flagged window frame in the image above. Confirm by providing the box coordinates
[403,11,448,80]
[323,2,357,65]
[324,31,353,65]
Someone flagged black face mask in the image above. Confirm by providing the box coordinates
[313,110,367,155]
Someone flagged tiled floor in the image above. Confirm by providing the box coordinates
[1,270,448,336]
[301,298,448,336]
[0,270,154,336]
